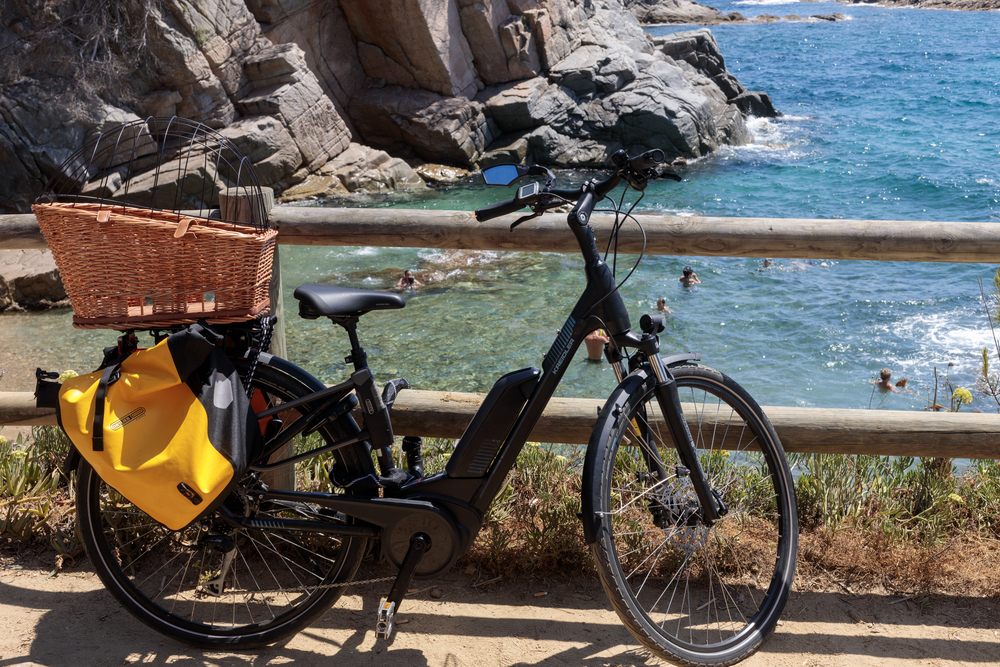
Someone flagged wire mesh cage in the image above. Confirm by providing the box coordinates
[33,117,278,330]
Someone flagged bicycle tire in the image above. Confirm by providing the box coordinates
[586,364,797,666]
[76,357,374,648]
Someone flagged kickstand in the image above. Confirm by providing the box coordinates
[376,533,429,640]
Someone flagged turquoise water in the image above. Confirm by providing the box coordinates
[3,3,1000,415]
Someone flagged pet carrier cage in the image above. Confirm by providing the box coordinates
[33,117,278,330]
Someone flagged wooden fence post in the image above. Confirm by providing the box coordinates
[220,187,293,489]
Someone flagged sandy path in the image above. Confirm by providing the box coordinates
[1,562,997,667]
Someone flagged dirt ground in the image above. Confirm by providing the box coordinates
[1,556,997,667]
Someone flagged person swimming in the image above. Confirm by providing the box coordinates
[656,297,671,314]
[875,368,895,392]
[679,266,701,286]
[584,329,610,362]
[396,269,423,289]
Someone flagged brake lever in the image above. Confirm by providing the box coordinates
[510,210,541,231]
[655,169,683,182]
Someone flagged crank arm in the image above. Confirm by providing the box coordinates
[376,533,429,640]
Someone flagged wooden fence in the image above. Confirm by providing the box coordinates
[2,209,999,458]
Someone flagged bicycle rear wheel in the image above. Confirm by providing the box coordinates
[76,359,374,648]
[587,364,797,666]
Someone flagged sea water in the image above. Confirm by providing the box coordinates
[3,3,999,416]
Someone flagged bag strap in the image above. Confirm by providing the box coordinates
[92,362,122,452]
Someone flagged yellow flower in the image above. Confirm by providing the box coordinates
[952,388,973,407]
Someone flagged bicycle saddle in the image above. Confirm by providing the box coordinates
[294,284,406,319]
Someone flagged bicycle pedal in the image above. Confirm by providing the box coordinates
[375,598,396,639]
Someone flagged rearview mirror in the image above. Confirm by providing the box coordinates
[482,164,528,186]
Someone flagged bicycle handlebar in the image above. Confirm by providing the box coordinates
[474,197,528,222]
[474,148,674,225]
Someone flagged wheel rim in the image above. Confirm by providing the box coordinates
[605,374,795,652]
[77,370,365,642]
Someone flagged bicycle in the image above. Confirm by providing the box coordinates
[73,149,798,666]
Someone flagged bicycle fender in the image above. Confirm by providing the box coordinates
[580,366,653,544]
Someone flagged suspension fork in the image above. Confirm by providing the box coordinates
[619,329,722,526]
[648,355,723,526]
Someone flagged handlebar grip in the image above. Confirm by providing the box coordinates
[475,198,525,222]
[629,149,665,171]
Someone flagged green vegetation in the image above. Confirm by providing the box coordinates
[4,426,998,595]
[0,426,77,557]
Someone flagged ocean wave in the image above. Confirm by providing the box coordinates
[418,248,508,268]
[976,177,998,187]
[885,311,994,369]
[732,0,802,5]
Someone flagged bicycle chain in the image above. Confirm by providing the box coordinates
[202,573,397,598]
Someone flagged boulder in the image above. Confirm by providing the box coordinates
[624,0,726,24]
[652,29,779,118]
[238,43,352,171]
[339,0,482,98]
[277,173,350,202]
[320,143,427,194]
[247,0,367,135]
[479,77,549,133]
[219,115,303,187]
[528,125,618,167]
[0,250,67,311]
[479,130,533,168]
[499,13,543,80]
[108,157,230,211]
[548,45,639,96]
[456,0,539,85]
[731,91,780,118]
[350,87,497,167]
[414,163,472,185]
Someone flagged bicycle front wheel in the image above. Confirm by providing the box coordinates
[588,364,797,666]
[76,359,373,648]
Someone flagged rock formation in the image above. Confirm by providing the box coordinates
[0,249,68,311]
[0,0,778,213]
[624,0,742,25]
[845,0,1000,8]
[622,0,850,24]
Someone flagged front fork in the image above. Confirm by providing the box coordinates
[651,365,724,526]
[609,333,723,526]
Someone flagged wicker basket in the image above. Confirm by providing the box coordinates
[33,117,277,330]
[33,202,277,329]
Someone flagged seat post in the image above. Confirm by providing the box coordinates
[334,315,369,372]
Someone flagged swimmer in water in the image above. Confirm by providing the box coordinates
[679,266,701,286]
[584,329,610,362]
[656,297,671,314]
[396,269,423,289]
[875,368,895,392]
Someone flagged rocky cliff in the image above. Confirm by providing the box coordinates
[0,0,777,213]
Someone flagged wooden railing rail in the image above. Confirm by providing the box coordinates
[2,389,999,458]
[4,209,1000,262]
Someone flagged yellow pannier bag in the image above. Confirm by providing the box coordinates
[59,322,251,531]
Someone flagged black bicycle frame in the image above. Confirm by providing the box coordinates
[244,178,721,546]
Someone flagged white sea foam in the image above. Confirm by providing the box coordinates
[976,177,998,187]
[883,311,994,376]
[419,248,506,268]
[732,0,801,6]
